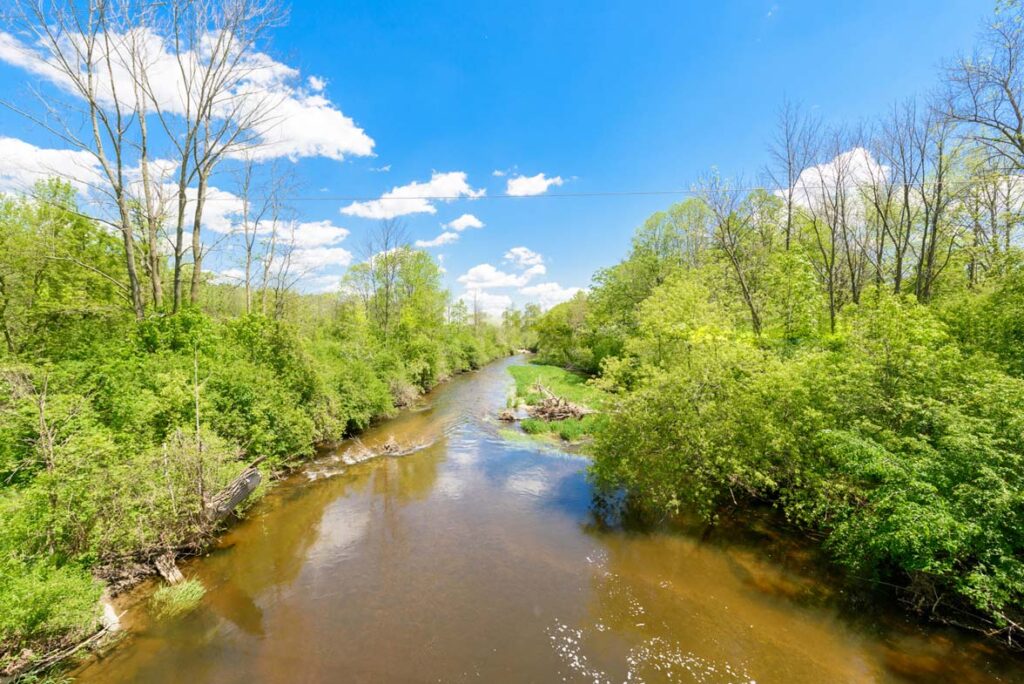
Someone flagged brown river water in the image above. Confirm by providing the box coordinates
[73,356,1024,683]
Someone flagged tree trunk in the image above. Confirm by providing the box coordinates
[189,173,208,306]
[117,198,146,320]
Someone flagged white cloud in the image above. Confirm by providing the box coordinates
[289,246,353,271]
[443,213,484,231]
[492,169,506,177]
[370,164,391,172]
[457,263,545,289]
[0,136,103,195]
[241,89,374,162]
[0,29,374,163]
[415,231,459,248]
[307,75,326,91]
[288,220,350,248]
[341,171,485,219]
[518,282,582,309]
[191,185,245,234]
[790,147,885,211]
[504,246,544,267]
[506,172,564,196]
[212,267,245,284]
[458,290,513,318]
[303,273,344,293]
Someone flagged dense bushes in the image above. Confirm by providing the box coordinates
[0,187,529,668]
[537,192,1024,644]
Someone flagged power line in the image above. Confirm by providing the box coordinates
[212,189,701,202]
[192,178,1024,203]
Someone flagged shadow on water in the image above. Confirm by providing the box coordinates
[73,357,1024,683]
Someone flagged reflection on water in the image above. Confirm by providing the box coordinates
[74,358,1023,683]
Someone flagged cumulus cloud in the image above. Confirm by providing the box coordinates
[0,136,104,195]
[492,169,506,177]
[443,213,484,231]
[0,29,374,163]
[288,246,353,271]
[243,90,374,161]
[789,147,886,211]
[303,273,344,293]
[458,290,513,318]
[212,267,246,284]
[415,231,459,248]
[504,246,544,267]
[457,263,545,289]
[287,220,350,248]
[518,282,582,308]
[506,172,564,196]
[341,171,485,219]
[190,185,245,234]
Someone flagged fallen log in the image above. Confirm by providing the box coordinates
[204,456,267,525]
[154,552,184,585]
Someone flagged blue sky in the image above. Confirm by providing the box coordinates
[0,0,994,313]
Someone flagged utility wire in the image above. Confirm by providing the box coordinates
[189,177,1024,203]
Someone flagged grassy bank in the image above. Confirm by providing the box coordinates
[507,363,608,445]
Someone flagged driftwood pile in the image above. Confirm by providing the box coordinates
[525,383,594,421]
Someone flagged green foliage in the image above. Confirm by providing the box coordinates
[149,579,206,619]
[0,556,100,656]
[545,188,1024,638]
[0,189,523,665]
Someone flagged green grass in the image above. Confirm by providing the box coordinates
[149,579,206,620]
[508,363,607,410]
[508,363,609,445]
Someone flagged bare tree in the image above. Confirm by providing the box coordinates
[697,171,763,335]
[234,159,292,313]
[142,0,286,312]
[798,128,849,332]
[911,112,964,302]
[765,98,820,250]
[945,10,1024,170]
[865,102,920,294]
[4,0,285,317]
[5,0,156,318]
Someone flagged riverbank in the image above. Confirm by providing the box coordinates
[13,356,517,683]
[67,355,1024,683]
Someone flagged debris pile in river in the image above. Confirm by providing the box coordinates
[498,409,517,422]
[526,383,594,421]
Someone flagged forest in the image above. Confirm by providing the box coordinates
[531,5,1024,649]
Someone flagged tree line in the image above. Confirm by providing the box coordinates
[0,0,541,668]
[532,4,1024,649]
